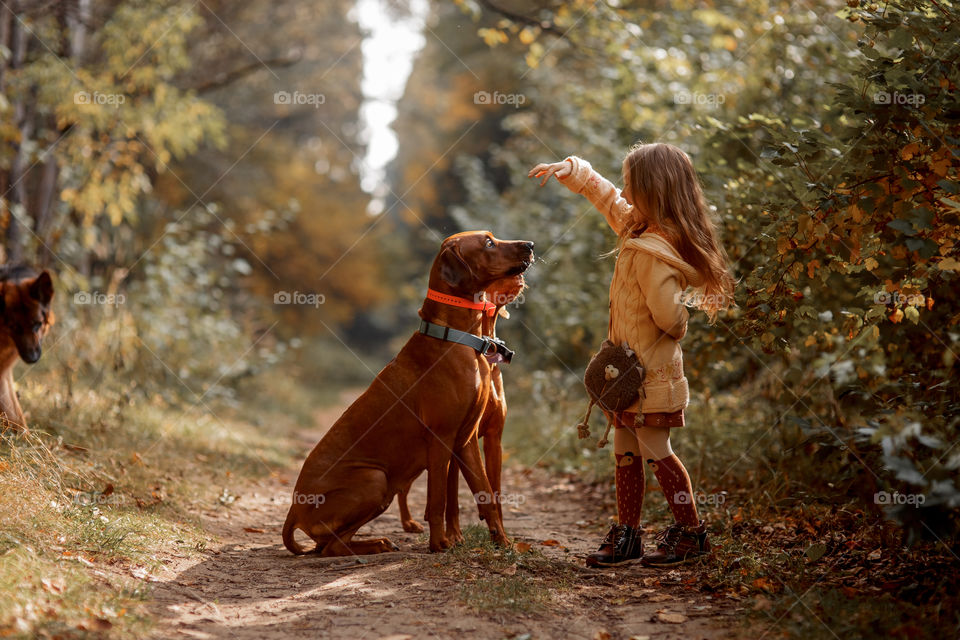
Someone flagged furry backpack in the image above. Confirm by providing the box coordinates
[576,340,645,447]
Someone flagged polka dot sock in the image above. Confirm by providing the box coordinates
[615,451,644,528]
[647,454,699,527]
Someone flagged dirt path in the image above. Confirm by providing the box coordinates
[147,396,741,639]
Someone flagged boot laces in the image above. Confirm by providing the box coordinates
[600,523,621,547]
[653,523,683,550]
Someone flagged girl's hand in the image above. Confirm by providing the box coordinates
[528,161,571,186]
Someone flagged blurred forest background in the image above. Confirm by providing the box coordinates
[1,0,958,637]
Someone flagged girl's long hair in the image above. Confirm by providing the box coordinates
[621,143,734,322]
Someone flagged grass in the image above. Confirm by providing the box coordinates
[0,547,152,639]
[0,361,312,638]
[431,524,574,613]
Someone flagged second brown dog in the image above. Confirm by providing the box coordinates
[395,274,524,541]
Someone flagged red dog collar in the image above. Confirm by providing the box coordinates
[426,288,497,316]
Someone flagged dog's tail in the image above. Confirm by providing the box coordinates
[282,510,308,555]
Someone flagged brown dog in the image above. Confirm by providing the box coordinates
[0,266,54,431]
[283,231,534,555]
[395,274,525,541]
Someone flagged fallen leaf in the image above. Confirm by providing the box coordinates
[805,543,828,563]
[900,142,921,160]
[653,611,687,624]
[41,577,65,594]
[752,577,776,593]
[243,527,265,534]
[540,539,561,547]
[593,631,612,640]
[515,542,532,553]
[938,257,960,271]
[78,618,113,632]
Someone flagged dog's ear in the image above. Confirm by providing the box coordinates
[438,244,474,289]
[28,271,54,305]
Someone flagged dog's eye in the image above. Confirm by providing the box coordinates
[32,322,42,332]
[485,238,495,248]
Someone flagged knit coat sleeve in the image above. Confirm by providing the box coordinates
[557,156,633,235]
[635,252,689,340]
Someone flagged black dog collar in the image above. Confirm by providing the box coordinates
[418,320,514,365]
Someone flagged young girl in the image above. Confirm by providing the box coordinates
[529,143,734,567]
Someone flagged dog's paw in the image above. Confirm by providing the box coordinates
[429,536,453,552]
[368,537,399,553]
[490,530,511,547]
[402,520,425,533]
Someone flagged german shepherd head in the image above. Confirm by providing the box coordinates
[0,266,54,364]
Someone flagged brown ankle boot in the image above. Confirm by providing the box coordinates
[585,523,644,568]
[640,520,710,567]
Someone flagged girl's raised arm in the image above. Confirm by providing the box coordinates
[529,157,632,235]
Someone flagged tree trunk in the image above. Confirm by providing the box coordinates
[5,9,29,264]
[0,4,9,91]
[33,150,58,266]
[0,5,10,264]
[68,0,90,61]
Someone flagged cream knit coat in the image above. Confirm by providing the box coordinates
[560,156,704,414]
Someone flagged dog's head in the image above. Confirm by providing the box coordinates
[432,231,534,296]
[0,270,55,364]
